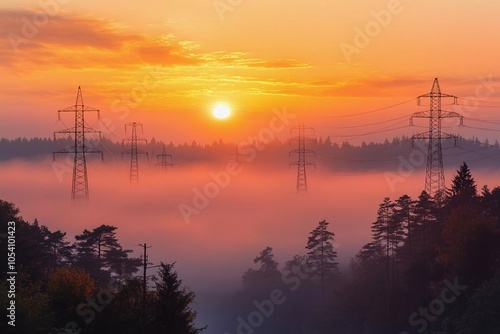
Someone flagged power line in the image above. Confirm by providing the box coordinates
[462,125,500,132]
[321,98,415,118]
[465,117,500,125]
[459,97,500,104]
[315,114,411,129]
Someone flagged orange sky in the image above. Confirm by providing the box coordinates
[1,0,500,144]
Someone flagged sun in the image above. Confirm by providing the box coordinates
[212,103,231,119]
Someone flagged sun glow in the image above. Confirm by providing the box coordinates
[212,103,231,119]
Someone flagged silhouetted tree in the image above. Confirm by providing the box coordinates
[74,225,140,282]
[413,190,437,247]
[393,195,416,263]
[481,186,500,228]
[150,262,205,334]
[447,162,478,208]
[283,254,307,277]
[242,246,281,291]
[371,197,400,322]
[305,220,339,290]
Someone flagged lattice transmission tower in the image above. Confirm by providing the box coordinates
[155,145,174,171]
[410,78,463,197]
[289,123,316,192]
[53,86,103,200]
[122,122,148,183]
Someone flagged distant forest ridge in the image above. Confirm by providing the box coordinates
[1,136,499,171]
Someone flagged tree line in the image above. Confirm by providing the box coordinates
[1,136,499,172]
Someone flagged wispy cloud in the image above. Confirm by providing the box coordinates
[0,9,309,72]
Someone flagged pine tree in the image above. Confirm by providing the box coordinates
[305,220,339,291]
[393,195,416,262]
[371,197,395,261]
[283,254,307,276]
[448,162,477,204]
[151,262,205,334]
[413,190,437,248]
[74,225,140,282]
[242,246,281,291]
[370,197,395,321]
[253,246,279,272]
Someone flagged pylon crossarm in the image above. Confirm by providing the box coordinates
[58,108,77,113]
[84,147,104,154]
[53,149,73,161]
[83,126,101,133]
[82,106,100,113]
[438,93,458,100]
[54,128,77,137]
[53,147,74,154]
[440,110,462,117]
[417,94,456,104]
[304,149,316,156]
[410,111,431,119]
[439,132,458,140]
[412,132,431,140]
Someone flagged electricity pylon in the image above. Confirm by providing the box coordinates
[53,86,103,200]
[155,145,174,171]
[122,122,148,183]
[410,78,463,197]
[289,123,316,192]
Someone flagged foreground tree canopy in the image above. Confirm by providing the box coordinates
[0,204,203,334]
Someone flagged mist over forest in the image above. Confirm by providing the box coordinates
[1,135,500,171]
[1,134,500,333]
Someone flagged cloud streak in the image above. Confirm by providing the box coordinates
[0,9,309,72]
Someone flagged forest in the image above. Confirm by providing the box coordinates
[1,162,499,333]
[210,162,500,334]
[1,136,500,172]
[0,206,203,334]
